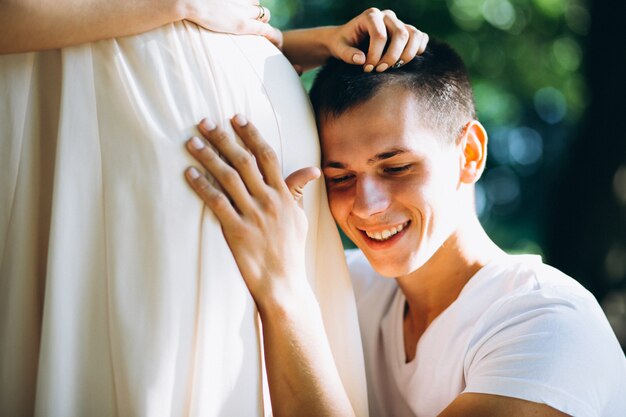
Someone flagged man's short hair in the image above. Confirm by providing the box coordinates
[309,39,477,144]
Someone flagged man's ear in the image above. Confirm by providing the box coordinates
[458,120,488,184]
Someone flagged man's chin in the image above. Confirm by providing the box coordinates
[364,254,420,279]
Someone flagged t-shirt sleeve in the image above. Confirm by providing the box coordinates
[462,288,626,417]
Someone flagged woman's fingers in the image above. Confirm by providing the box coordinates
[186,135,256,215]
[249,4,271,24]
[185,166,240,226]
[373,10,409,72]
[361,8,388,72]
[188,1,273,36]
[394,25,424,67]
[194,1,280,46]
[417,30,429,55]
[292,64,304,75]
[375,12,429,71]
[332,8,427,72]
[218,2,282,49]
[334,44,367,66]
[237,19,283,49]
[388,25,429,70]
[262,25,283,49]
[360,9,428,72]
[229,115,287,191]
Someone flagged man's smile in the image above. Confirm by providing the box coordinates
[356,220,412,248]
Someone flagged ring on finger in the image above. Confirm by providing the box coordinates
[392,59,405,69]
[255,4,266,21]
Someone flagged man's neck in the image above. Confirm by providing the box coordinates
[396,215,505,361]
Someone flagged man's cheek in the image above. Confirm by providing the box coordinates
[328,198,348,227]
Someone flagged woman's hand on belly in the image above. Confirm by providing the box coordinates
[0,0,280,53]
[182,0,283,47]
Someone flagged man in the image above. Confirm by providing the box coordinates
[184,39,626,416]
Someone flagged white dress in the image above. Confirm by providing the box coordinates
[0,22,367,417]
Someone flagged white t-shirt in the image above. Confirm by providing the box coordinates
[346,250,626,417]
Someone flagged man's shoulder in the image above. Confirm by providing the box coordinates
[468,254,623,366]
[472,254,596,311]
[461,254,614,357]
[460,255,626,417]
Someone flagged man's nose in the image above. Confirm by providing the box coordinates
[351,176,391,218]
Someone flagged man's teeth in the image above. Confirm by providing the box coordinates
[365,222,407,241]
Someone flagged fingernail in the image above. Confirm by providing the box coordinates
[352,53,365,65]
[364,64,374,73]
[202,119,216,131]
[190,136,204,150]
[234,114,248,126]
[188,167,201,179]
[376,63,389,72]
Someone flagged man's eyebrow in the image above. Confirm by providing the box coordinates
[323,161,346,169]
[367,148,409,164]
[323,148,410,169]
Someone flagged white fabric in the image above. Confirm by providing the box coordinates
[0,22,368,417]
[346,250,626,417]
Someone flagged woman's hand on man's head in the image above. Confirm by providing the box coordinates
[329,8,429,72]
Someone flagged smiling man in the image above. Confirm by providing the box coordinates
[184,39,626,416]
[308,40,626,416]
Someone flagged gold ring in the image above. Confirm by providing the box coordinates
[256,4,266,21]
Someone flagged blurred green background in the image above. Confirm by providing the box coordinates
[270,0,626,349]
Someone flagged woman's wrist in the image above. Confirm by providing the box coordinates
[304,26,336,57]
[282,26,339,71]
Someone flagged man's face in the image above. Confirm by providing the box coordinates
[320,86,466,278]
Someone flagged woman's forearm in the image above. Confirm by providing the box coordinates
[0,0,186,54]
[282,9,428,73]
[282,27,338,72]
[259,293,356,417]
